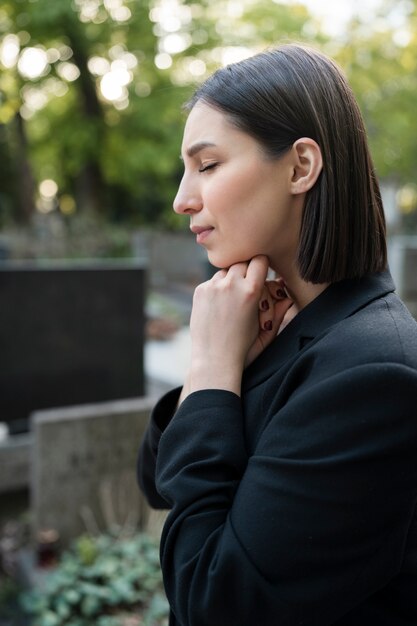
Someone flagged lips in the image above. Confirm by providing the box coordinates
[190,225,214,244]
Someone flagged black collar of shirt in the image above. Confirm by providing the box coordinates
[242,269,395,391]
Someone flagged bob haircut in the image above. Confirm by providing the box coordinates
[185,44,387,284]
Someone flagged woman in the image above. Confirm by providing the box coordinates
[137,44,417,625]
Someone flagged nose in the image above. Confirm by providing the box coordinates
[173,176,203,215]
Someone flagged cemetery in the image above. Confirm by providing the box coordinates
[0,233,416,625]
[1,0,417,621]
[0,244,198,626]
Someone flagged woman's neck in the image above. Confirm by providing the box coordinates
[286,277,329,311]
[274,263,330,311]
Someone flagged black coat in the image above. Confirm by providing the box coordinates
[137,270,417,626]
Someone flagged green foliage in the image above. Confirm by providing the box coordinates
[332,2,417,184]
[1,0,417,231]
[0,0,322,228]
[20,531,169,626]
[0,574,22,620]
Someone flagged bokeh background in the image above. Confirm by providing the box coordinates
[1,0,417,250]
[1,1,417,624]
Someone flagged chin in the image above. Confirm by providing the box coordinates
[207,250,255,269]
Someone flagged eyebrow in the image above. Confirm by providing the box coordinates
[181,141,217,160]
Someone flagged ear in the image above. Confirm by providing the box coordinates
[290,138,323,195]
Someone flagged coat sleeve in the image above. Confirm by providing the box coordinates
[137,387,181,510]
[155,363,417,626]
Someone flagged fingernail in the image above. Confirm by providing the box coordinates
[264,320,273,331]
[261,299,269,311]
[276,288,287,298]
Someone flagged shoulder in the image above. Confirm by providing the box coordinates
[310,292,417,373]
[259,295,417,458]
[265,292,417,422]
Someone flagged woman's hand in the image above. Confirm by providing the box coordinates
[245,278,294,367]
[182,256,293,399]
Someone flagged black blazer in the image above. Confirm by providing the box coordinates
[137,270,417,626]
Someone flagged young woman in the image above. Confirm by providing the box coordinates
[137,44,417,625]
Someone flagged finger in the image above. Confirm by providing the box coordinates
[246,256,269,284]
[261,297,293,335]
[226,261,250,279]
[244,296,294,368]
[258,286,273,312]
[211,268,228,282]
[273,298,294,327]
[258,286,274,331]
[266,278,289,301]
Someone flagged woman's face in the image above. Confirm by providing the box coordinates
[174,102,303,270]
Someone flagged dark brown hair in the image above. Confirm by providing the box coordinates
[186,43,387,284]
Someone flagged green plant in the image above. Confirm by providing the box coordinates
[0,574,22,621]
[20,531,169,626]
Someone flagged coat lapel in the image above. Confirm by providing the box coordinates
[242,269,396,392]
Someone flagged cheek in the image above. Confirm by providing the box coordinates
[209,185,254,225]
[207,167,283,235]
[207,167,252,206]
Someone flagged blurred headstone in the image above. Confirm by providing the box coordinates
[132,230,206,288]
[402,243,417,318]
[388,235,417,319]
[31,396,156,545]
[0,260,146,434]
[0,432,31,494]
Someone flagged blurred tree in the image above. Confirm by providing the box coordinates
[0,0,187,224]
[0,0,37,224]
[329,0,417,232]
[1,0,416,231]
[333,0,417,184]
[0,122,18,226]
[0,0,317,228]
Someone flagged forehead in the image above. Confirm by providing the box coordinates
[182,103,239,152]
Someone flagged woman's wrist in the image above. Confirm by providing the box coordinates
[180,360,242,402]
[177,374,191,407]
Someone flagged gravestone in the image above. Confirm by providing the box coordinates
[0,433,31,493]
[132,230,208,287]
[31,396,159,545]
[402,244,417,318]
[0,260,146,434]
[388,236,417,320]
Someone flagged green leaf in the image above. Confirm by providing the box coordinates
[63,588,82,605]
[54,598,71,620]
[80,594,101,617]
[144,592,170,624]
[38,610,61,626]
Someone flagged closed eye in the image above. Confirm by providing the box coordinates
[198,162,218,173]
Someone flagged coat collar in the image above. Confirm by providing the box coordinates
[242,269,396,391]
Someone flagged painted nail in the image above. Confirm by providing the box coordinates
[261,299,269,311]
[264,320,273,331]
[276,288,287,299]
